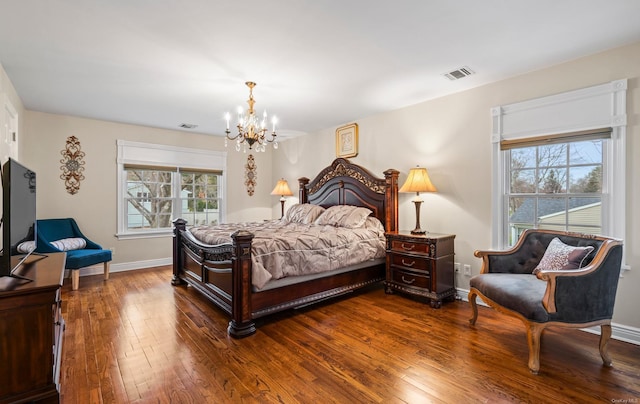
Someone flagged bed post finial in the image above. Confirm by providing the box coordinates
[298,177,310,204]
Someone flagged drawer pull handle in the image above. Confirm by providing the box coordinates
[401,259,415,267]
[401,276,415,284]
[401,243,415,251]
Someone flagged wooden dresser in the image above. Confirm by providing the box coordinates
[385,231,455,308]
[0,252,65,404]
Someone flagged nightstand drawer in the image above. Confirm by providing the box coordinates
[389,253,430,272]
[391,268,431,289]
[390,240,430,254]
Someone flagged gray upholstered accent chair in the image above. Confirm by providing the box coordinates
[468,229,623,374]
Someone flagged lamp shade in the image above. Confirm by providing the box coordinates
[271,178,293,196]
[399,166,437,193]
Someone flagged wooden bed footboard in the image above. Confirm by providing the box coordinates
[172,220,257,337]
[172,158,399,338]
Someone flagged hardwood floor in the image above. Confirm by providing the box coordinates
[59,266,640,403]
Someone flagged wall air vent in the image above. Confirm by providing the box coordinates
[444,66,475,81]
[179,123,198,129]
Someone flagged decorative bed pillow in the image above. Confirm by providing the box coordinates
[533,237,594,274]
[17,241,36,254]
[314,205,372,228]
[283,204,326,224]
[363,216,385,231]
[51,237,87,251]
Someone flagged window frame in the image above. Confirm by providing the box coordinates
[491,79,628,270]
[116,140,227,239]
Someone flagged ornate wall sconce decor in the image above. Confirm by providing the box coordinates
[245,154,257,196]
[60,135,85,195]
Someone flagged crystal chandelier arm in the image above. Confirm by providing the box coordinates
[225,128,242,141]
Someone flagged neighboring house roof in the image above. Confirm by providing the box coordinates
[509,197,601,223]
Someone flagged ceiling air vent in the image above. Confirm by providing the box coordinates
[444,66,475,81]
[179,123,198,129]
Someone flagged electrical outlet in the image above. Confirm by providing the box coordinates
[463,264,471,276]
[110,247,116,256]
[454,263,461,273]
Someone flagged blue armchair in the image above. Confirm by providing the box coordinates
[35,218,112,290]
[469,229,623,374]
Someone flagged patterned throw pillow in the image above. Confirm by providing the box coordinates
[533,237,594,274]
[314,205,372,228]
[51,237,87,251]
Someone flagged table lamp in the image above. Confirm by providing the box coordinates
[399,166,437,234]
[271,178,293,218]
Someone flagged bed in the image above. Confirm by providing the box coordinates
[172,158,399,337]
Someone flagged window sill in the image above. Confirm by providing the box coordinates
[115,230,173,240]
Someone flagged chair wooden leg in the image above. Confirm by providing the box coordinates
[525,322,544,374]
[600,324,613,367]
[71,270,79,291]
[104,262,110,281]
[468,289,479,325]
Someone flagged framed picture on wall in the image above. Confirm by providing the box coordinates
[336,123,358,158]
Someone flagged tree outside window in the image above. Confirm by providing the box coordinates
[124,168,221,231]
[507,140,603,245]
[180,172,220,226]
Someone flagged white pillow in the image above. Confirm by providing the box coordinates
[17,241,36,254]
[51,237,87,251]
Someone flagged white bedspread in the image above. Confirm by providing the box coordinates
[188,218,386,290]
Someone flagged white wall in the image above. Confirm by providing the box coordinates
[23,111,274,266]
[276,41,640,332]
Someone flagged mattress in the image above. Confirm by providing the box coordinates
[188,217,386,289]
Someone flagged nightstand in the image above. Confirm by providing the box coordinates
[385,231,456,308]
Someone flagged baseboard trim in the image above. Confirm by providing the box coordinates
[64,257,172,279]
[456,288,640,346]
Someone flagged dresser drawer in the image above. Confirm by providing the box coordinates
[390,239,430,254]
[389,252,431,272]
[391,268,431,290]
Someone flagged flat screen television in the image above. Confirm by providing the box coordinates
[0,158,37,277]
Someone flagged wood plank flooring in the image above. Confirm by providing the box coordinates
[59,266,640,403]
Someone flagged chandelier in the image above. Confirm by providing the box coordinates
[225,81,278,152]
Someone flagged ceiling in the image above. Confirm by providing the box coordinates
[2,1,640,140]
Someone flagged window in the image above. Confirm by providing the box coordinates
[125,168,173,230]
[123,168,222,232]
[117,141,226,239]
[179,171,221,226]
[491,80,627,271]
[505,137,606,245]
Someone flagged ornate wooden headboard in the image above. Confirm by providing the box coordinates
[298,158,399,233]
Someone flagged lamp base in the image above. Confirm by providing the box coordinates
[411,199,426,235]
